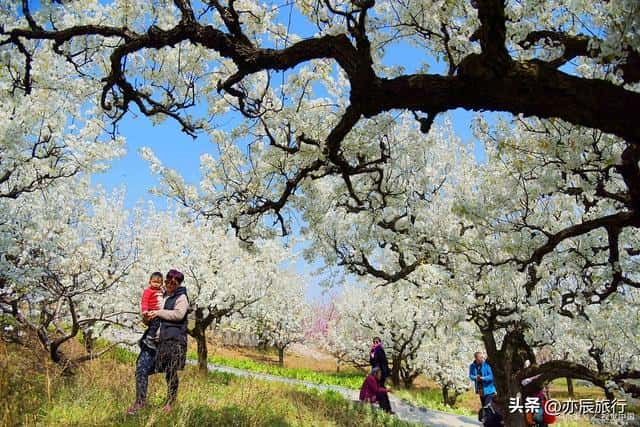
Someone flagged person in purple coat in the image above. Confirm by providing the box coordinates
[359,367,394,414]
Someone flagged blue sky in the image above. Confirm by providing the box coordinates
[92,5,487,300]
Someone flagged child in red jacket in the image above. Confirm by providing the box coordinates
[141,272,164,349]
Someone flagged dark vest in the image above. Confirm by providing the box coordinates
[159,286,189,343]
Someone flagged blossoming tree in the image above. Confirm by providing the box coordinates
[0,180,138,367]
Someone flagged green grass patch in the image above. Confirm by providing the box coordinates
[198,352,365,390]
[199,352,482,418]
[111,345,139,365]
[393,388,475,417]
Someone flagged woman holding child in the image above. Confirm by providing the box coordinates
[127,269,189,415]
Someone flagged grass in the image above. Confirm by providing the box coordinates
[1,340,416,427]
[198,349,637,427]
[197,352,365,390]
[392,388,476,417]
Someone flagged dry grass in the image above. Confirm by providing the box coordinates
[0,339,413,427]
[196,340,357,374]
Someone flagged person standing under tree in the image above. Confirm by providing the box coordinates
[469,351,497,422]
[369,337,390,387]
[127,269,189,415]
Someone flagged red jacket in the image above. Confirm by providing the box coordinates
[359,374,387,403]
[141,287,163,312]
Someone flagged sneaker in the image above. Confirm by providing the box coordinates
[126,402,145,415]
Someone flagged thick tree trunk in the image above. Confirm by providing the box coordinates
[442,385,458,406]
[495,366,527,427]
[390,356,401,387]
[190,307,209,374]
[277,347,285,367]
[196,330,208,373]
[481,330,534,427]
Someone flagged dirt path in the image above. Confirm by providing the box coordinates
[204,362,481,427]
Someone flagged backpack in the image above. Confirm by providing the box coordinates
[525,407,543,425]
[481,402,503,427]
[525,405,555,425]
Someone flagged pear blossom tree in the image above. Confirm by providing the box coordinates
[324,294,376,372]
[1,0,638,239]
[2,3,640,425]
[327,277,476,390]
[242,271,308,366]
[0,24,125,331]
[0,180,138,368]
[417,321,477,406]
[0,31,125,200]
[303,116,640,425]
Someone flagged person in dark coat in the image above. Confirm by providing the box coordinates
[369,336,390,387]
[127,269,189,415]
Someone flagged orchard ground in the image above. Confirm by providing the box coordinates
[195,341,634,426]
[1,336,635,427]
[0,338,409,427]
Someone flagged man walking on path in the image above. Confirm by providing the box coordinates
[469,351,496,421]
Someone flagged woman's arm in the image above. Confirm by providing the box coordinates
[156,295,188,321]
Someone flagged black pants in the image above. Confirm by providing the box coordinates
[134,343,180,405]
[377,392,392,412]
[478,393,495,421]
[377,376,392,412]
[480,392,494,407]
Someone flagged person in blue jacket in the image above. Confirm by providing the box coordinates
[469,351,497,420]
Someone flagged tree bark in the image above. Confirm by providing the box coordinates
[401,370,418,389]
[189,307,210,374]
[390,355,401,387]
[277,347,285,367]
[482,329,533,427]
[82,327,95,354]
[567,377,574,398]
[442,385,458,406]
[195,329,208,373]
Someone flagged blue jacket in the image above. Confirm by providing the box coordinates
[469,361,496,396]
